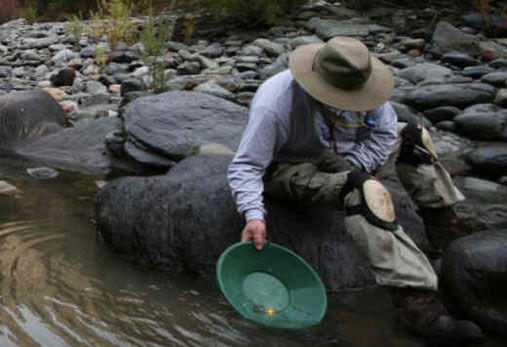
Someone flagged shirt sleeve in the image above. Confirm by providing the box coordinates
[344,102,398,172]
[228,105,289,222]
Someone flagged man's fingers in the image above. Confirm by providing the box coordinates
[253,231,264,250]
[241,230,252,242]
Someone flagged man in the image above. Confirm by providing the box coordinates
[228,37,483,343]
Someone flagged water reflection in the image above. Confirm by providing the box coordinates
[0,162,505,346]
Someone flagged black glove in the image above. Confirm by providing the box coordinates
[317,152,354,173]
[399,121,436,165]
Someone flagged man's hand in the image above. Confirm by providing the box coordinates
[241,219,267,250]
[317,152,353,173]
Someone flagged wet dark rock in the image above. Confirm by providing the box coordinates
[423,106,461,123]
[435,120,456,132]
[441,52,478,68]
[403,83,497,110]
[120,91,154,109]
[176,61,201,75]
[94,153,427,291]
[429,22,481,57]
[98,75,116,87]
[461,66,494,79]
[17,117,146,176]
[120,78,146,97]
[454,110,507,141]
[110,50,140,64]
[442,230,507,333]
[466,143,507,176]
[391,102,431,128]
[489,58,507,69]
[104,130,127,157]
[462,12,507,37]
[26,167,58,179]
[50,67,75,87]
[123,91,248,166]
[0,90,66,149]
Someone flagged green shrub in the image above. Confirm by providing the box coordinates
[65,13,86,39]
[22,0,38,22]
[177,0,307,26]
[140,4,175,93]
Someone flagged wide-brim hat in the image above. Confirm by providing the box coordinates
[289,36,394,112]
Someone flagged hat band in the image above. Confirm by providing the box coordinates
[312,50,369,91]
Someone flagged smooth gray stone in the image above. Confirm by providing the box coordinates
[466,143,507,176]
[194,80,235,101]
[454,111,507,141]
[423,106,461,123]
[0,90,66,149]
[289,35,323,49]
[441,52,479,68]
[123,91,248,166]
[397,63,452,84]
[403,83,497,110]
[481,72,507,86]
[252,38,285,57]
[461,66,494,79]
[429,21,481,57]
[17,117,146,176]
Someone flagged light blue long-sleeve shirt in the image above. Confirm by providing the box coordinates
[228,69,398,222]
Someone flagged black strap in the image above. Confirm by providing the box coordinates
[340,171,398,232]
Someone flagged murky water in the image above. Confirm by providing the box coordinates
[0,155,505,347]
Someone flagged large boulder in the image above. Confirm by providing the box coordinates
[0,90,66,149]
[17,117,146,176]
[94,154,430,292]
[441,230,507,333]
[429,21,481,57]
[402,83,497,110]
[123,91,248,167]
[465,143,507,176]
[454,106,507,141]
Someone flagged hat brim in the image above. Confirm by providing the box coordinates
[289,43,394,112]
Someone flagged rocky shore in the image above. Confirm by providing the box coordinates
[1,0,507,335]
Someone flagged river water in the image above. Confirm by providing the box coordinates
[0,155,505,347]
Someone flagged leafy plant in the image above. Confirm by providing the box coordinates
[65,13,86,40]
[94,46,109,68]
[139,2,175,93]
[22,0,38,23]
